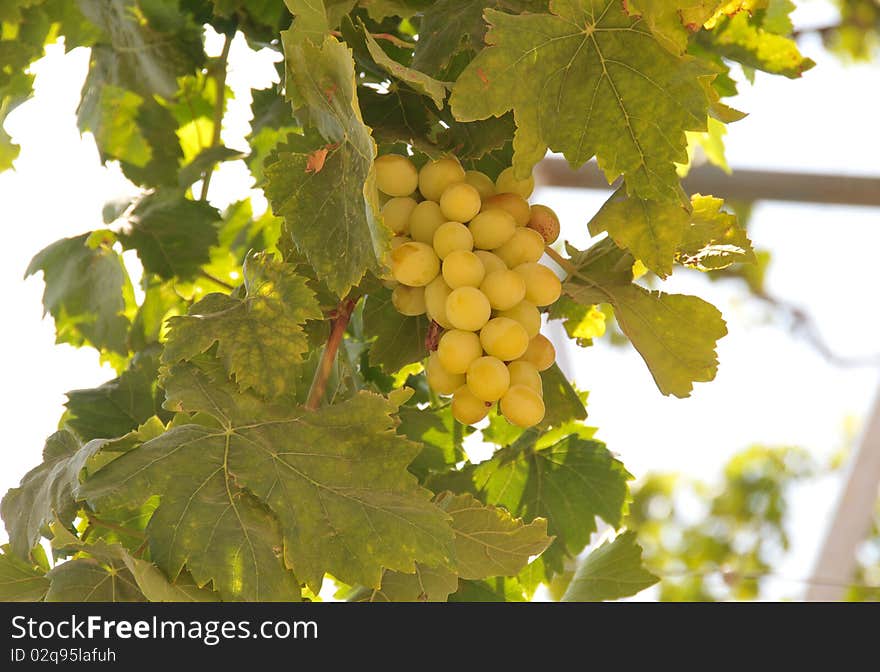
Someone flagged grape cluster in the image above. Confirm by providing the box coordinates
[377,153,562,429]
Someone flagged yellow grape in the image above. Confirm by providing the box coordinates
[466,356,510,402]
[474,250,507,275]
[432,221,473,259]
[445,286,491,331]
[519,334,555,371]
[469,209,516,250]
[418,157,465,201]
[479,317,529,361]
[391,284,426,316]
[482,192,530,226]
[442,250,485,289]
[495,166,535,199]
[437,329,483,374]
[528,204,560,244]
[500,385,545,427]
[507,360,542,396]
[409,200,447,244]
[465,170,496,200]
[439,182,481,222]
[426,352,465,395]
[374,154,418,197]
[452,384,490,425]
[494,228,545,268]
[514,262,562,306]
[497,300,541,338]
[391,241,440,287]
[382,196,418,235]
[480,269,526,311]
[424,275,454,328]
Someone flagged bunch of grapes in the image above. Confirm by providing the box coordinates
[377,153,562,429]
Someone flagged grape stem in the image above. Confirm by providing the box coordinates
[199,31,234,202]
[305,297,358,410]
[543,245,580,280]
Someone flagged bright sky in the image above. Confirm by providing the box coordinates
[1,0,878,600]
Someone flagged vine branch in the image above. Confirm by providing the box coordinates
[305,297,358,410]
[199,31,233,202]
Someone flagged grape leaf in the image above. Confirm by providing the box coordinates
[162,253,322,399]
[564,240,728,397]
[587,188,691,279]
[0,547,49,601]
[677,194,755,271]
[1,431,106,558]
[450,0,713,202]
[25,232,133,355]
[540,363,588,429]
[178,145,246,189]
[561,531,658,601]
[397,405,467,480]
[119,191,221,281]
[64,352,167,441]
[412,0,547,78]
[473,433,631,566]
[359,0,431,21]
[267,34,388,297]
[78,85,152,167]
[362,286,429,372]
[81,373,455,595]
[451,576,527,601]
[624,1,722,53]
[706,11,814,78]
[46,558,145,602]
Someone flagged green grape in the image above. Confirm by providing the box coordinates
[437,329,483,374]
[494,228,545,269]
[514,262,562,306]
[391,241,440,287]
[469,209,516,250]
[480,269,526,311]
[507,360,543,396]
[466,356,510,402]
[433,221,473,259]
[391,284,426,316]
[474,250,508,275]
[528,204,560,244]
[518,334,555,371]
[465,170,496,200]
[375,154,419,197]
[418,157,465,201]
[439,182,482,222]
[500,385,545,427]
[497,300,541,338]
[390,235,411,250]
[495,166,535,199]
[426,352,466,395]
[445,286,491,331]
[482,192,531,226]
[424,275,454,328]
[382,196,418,235]
[442,249,486,289]
[452,384,490,425]
[409,200,447,244]
[479,317,529,361]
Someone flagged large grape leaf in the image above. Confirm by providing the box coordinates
[1,431,106,558]
[561,531,658,601]
[267,35,388,297]
[677,194,755,271]
[588,189,691,279]
[564,240,728,397]
[81,367,455,595]
[0,547,49,601]
[364,564,459,602]
[46,558,145,602]
[472,433,631,573]
[412,0,547,77]
[624,1,722,53]
[25,232,133,355]
[64,352,167,441]
[119,191,221,281]
[705,11,814,77]
[362,287,429,372]
[397,405,467,481]
[450,0,713,202]
[162,253,322,398]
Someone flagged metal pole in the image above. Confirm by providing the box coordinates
[534,157,880,207]
[805,384,880,601]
